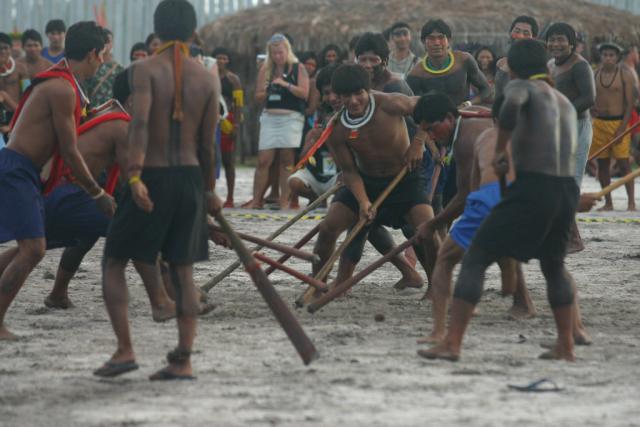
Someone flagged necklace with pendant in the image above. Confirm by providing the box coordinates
[340,93,376,139]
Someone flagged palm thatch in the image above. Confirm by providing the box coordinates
[200,0,640,157]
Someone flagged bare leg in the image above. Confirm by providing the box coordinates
[572,286,592,345]
[249,149,276,209]
[616,158,635,211]
[367,225,423,290]
[45,237,98,309]
[278,148,295,209]
[265,152,280,202]
[0,239,45,340]
[497,257,517,296]
[289,178,318,202]
[0,247,19,275]
[596,158,613,210]
[313,202,357,277]
[508,262,536,320]
[101,257,135,364]
[222,150,236,207]
[133,261,176,322]
[417,236,463,344]
[404,204,439,283]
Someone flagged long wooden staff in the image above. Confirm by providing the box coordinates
[201,182,341,293]
[308,236,417,313]
[296,166,409,307]
[265,223,321,275]
[588,120,640,161]
[595,168,640,198]
[252,252,328,292]
[214,211,317,365]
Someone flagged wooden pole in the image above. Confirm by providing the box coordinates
[296,167,409,307]
[201,183,341,293]
[588,121,640,161]
[213,212,317,365]
[594,168,640,198]
[265,223,321,276]
[308,237,417,313]
[253,252,328,292]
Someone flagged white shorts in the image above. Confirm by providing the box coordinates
[288,168,337,197]
[258,111,304,151]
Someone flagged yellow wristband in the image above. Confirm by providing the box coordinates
[128,175,141,185]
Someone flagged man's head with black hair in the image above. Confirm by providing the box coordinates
[212,47,230,59]
[45,19,66,35]
[315,63,341,112]
[21,29,43,47]
[130,42,149,61]
[420,19,452,42]
[545,22,577,61]
[354,32,390,83]
[298,51,318,77]
[112,68,131,106]
[413,91,460,145]
[332,64,371,117]
[0,33,11,49]
[599,42,623,67]
[508,39,548,79]
[509,16,538,40]
[390,21,411,33]
[154,0,197,42]
[145,33,161,52]
[21,29,44,61]
[64,21,105,61]
[421,19,452,59]
[390,21,412,52]
[0,33,11,64]
[320,43,342,68]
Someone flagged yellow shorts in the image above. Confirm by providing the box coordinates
[589,118,631,159]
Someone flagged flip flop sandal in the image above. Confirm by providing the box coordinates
[93,360,139,378]
[508,378,564,392]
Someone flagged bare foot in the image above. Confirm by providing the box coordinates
[538,346,575,362]
[199,301,217,315]
[416,332,445,345]
[223,199,234,208]
[393,273,424,290]
[508,304,536,320]
[241,199,264,209]
[627,203,636,212]
[419,286,433,301]
[152,302,176,322]
[0,325,18,341]
[597,204,613,212]
[574,329,593,346]
[417,342,460,361]
[44,295,75,310]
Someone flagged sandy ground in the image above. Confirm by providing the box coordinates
[1,168,640,427]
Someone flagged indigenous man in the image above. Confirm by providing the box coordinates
[590,42,637,211]
[0,32,28,141]
[413,92,534,344]
[85,28,124,108]
[0,21,115,340]
[420,40,582,362]
[17,30,52,80]
[42,71,175,322]
[212,47,243,208]
[312,64,437,293]
[95,0,221,380]
[41,19,66,64]
[388,22,419,77]
[494,15,538,98]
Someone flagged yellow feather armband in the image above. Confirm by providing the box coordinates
[232,89,244,108]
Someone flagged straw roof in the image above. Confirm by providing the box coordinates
[201,0,640,56]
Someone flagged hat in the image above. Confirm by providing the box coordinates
[598,41,623,54]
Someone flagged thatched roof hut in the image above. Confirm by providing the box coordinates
[200,0,640,157]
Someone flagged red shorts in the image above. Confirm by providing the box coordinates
[220,111,235,154]
[630,109,640,136]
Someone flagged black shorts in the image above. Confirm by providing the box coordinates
[472,172,579,262]
[105,166,208,264]
[333,167,428,229]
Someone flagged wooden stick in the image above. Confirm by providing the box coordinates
[265,223,321,276]
[201,182,341,293]
[296,167,409,307]
[253,252,328,292]
[595,168,640,198]
[588,120,640,161]
[308,237,417,313]
[210,225,319,263]
[213,212,317,365]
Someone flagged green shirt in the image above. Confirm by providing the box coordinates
[85,60,125,107]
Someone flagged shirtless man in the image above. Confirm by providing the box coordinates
[494,15,538,99]
[547,22,596,189]
[42,72,175,322]
[312,64,437,295]
[0,32,28,139]
[0,21,115,340]
[590,42,637,211]
[212,47,243,208]
[420,40,581,362]
[95,0,221,380]
[413,93,534,344]
[17,30,53,80]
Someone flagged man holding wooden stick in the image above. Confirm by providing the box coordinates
[311,64,438,293]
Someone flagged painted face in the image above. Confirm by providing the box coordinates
[269,42,288,66]
[23,39,43,60]
[424,31,449,58]
[476,49,494,71]
[420,114,455,144]
[321,84,341,112]
[600,48,620,66]
[356,51,383,77]
[131,49,148,61]
[324,49,338,64]
[0,42,11,64]
[392,28,411,50]
[216,53,230,70]
[510,22,534,40]
[47,31,65,50]
[340,89,369,118]
[547,34,573,60]
[303,58,317,76]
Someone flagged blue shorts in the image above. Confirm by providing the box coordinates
[450,181,502,250]
[44,183,110,249]
[0,148,45,243]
